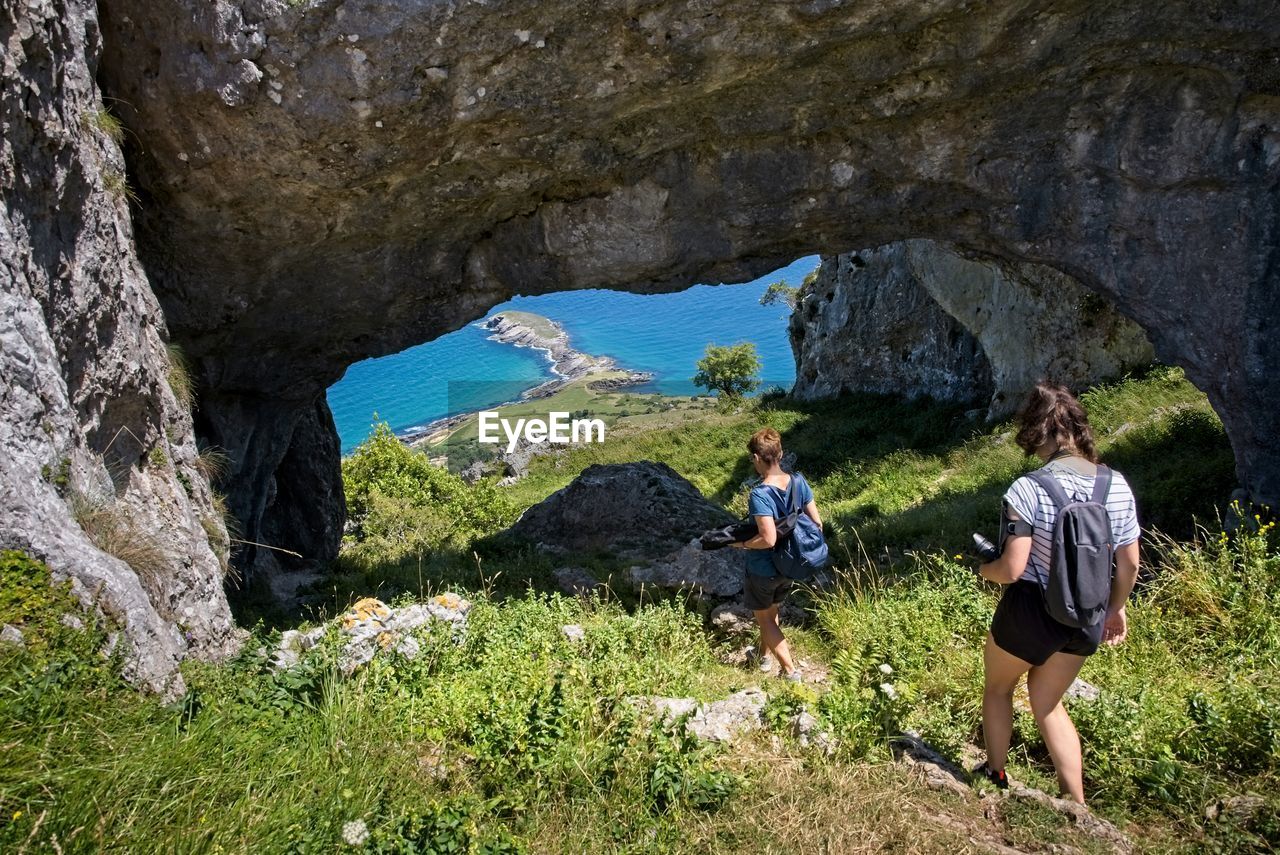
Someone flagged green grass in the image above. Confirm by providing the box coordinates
[423,375,715,479]
[3,367,1274,852]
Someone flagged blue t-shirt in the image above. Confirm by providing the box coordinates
[746,473,814,577]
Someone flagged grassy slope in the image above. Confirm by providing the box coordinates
[432,372,711,448]
[2,368,1275,853]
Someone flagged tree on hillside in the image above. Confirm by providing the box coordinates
[759,279,799,310]
[693,342,761,399]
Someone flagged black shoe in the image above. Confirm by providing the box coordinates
[973,761,1009,790]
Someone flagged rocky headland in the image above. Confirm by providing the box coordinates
[482,312,654,397]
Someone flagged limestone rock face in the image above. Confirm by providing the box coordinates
[89,0,1279,541]
[905,241,1156,418]
[790,246,993,405]
[791,242,1155,416]
[1,0,238,692]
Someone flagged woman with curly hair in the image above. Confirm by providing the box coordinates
[974,382,1141,804]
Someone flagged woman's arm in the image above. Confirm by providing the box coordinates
[735,515,777,549]
[979,534,1032,584]
[803,500,822,531]
[1103,540,1140,644]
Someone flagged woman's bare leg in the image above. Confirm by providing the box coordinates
[753,605,796,673]
[1027,652,1088,803]
[983,632,1032,772]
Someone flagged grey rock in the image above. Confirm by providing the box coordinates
[631,688,767,743]
[553,567,602,597]
[326,595,470,674]
[891,732,973,798]
[791,246,994,406]
[1065,678,1101,703]
[60,613,85,630]
[508,462,733,556]
[1008,784,1132,852]
[709,602,757,636]
[459,460,490,484]
[393,635,421,659]
[790,711,838,755]
[1,0,238,694]
[560,624,585,642]
[1205,794,1268,823]
[791,242,1154,418]
[1,625,25,648]
[630,540,745,599]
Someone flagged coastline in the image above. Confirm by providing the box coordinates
[397,311,653,447]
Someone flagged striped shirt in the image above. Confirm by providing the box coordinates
[1004,462,1141,588]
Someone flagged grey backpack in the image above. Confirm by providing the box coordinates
[1025,465,1115,628]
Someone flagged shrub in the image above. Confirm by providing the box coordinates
[166,343,195,409]
[342,422,515,556]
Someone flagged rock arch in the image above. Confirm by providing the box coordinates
[92,0,1280,579]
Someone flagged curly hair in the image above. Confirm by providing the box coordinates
[1014,382,1099,463]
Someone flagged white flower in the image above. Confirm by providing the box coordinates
[878,682,899,700]
[878,663,893,675]
[342,819,369,847]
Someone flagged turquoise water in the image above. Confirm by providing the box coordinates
[328,256,819,453]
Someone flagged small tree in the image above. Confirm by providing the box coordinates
[759,279,799,310]
[693,342,761,399]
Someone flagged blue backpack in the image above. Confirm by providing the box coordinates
[771,475,830,579]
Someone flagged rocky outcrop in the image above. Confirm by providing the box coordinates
[508,462,733,556]
[483,313,611,382]
[506,461,764,601]
[1,0,238,692]
[792,242,1155,416]
[791,246,994,406]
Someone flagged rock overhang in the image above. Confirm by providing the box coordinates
[91,0,1280,575]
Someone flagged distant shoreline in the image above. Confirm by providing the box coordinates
[395,312,654,446]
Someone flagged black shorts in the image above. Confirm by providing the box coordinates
[743,573,793,611]
[990,581,1103,666]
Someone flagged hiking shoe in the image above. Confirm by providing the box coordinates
[745,646,776,673]
[973,762,1009,790]
[783,669,804,684]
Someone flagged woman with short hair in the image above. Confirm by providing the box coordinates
[974,382,1141,804]
[732,427,822,683]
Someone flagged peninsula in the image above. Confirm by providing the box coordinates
[480,311,653,400]
[399,311,654,450]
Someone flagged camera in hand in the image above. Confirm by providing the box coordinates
[972,532,1000,563]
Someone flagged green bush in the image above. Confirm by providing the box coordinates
[342,422,516,557]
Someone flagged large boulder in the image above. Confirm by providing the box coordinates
[507,462,734,556]
[790,245,994,406]
[791,242,1155,417]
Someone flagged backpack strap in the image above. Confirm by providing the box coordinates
[1026,467,1071,511]
[1090,465,1112,505]
[785,474,802,516]
[1029,464,1112,509]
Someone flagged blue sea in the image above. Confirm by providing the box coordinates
[328,256,819,453]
